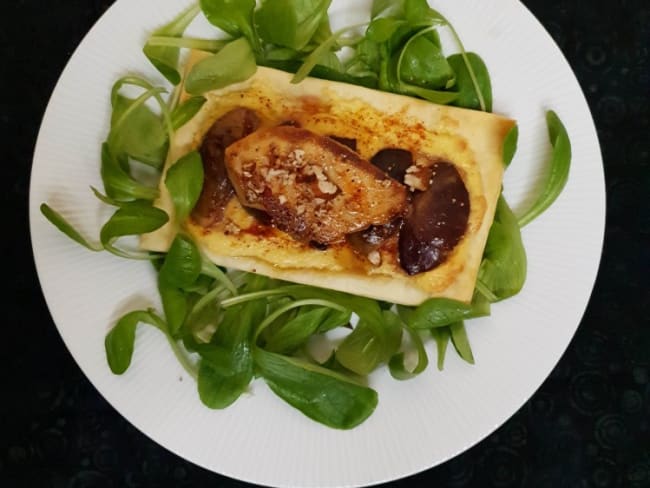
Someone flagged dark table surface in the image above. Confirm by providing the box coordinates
[3,1,649,487]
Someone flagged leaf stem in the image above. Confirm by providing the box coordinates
[475,279,498,302]
[112,77,175,149]
[186,284,226,323]
[292,23,368,84]
[396,25,437,87]
[413,11,486,111]
[147,36,229,53]
[103,239,163,261]
[517,110,571,227]
[165,336,199,380]
[109,87,168,148]
[172,3,201,31]
[254,299,349,341]
[140,310,198,379]
[200,261,238,296]
[220,287,293,308]
[442,18,486,111]
[40,203,104,252]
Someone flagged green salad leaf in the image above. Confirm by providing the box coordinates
[399,83,459,105]
[185,38,258,94]
[292,24,365,84]
[278,285,384,325]
[109,88,169,169]
[200,0,261,52]
[198,342,253,409]
[143,3,201,85]
[517,110,572,227]
[318,308,352,332]
[196,276,268,408]
[100,143,159,202]
[164,151,204,224]
[478,195,527,302]
[449,321,475,365]
[403,0,446,26]
[430,327,451,371]
[398,31,454,90]
[105,309,166,374]
[254,349,378,429]
[371,0,405,19]
[447,53,492,111]
[197,301,265,408]
[335,310,402,376]
[99,205,168,259]
[503,124,519,167]
[366,17,408,44]
[255,0,332,51]
[389,325,429,380]
[40,204,103,252]
[110,94,168,167]
[145,36,228,54]
[158,277,188,336]
[263,59,378,87]
[404,294,491,329]
[159,235,202,289]
[171,96,207,130]
[264,307,333,354]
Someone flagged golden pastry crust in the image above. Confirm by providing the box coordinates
[140,53,515,305]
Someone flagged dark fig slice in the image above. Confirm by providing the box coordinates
[370,148,413,182]
[191,107,261,227]
[399,162,470,275]
[347,218,403,255]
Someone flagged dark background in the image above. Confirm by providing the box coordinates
[3,0,648,487]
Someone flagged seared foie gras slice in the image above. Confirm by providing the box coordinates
[225,126,409,244]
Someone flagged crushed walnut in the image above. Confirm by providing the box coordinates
[317,179,338,195]
[223,220,241,236]
[288,148,306,167]
[404,165,431,192]
[367,250,382,266]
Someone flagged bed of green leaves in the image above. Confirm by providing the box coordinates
[40,0,571,429]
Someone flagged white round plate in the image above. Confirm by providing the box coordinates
[29,0,605,486]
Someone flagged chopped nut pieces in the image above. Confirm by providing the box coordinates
[404,165,431,192]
